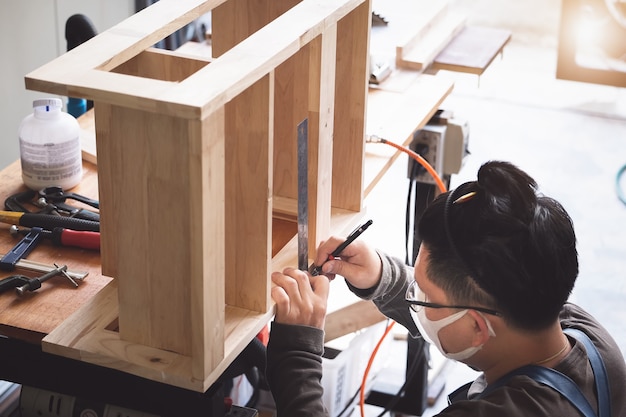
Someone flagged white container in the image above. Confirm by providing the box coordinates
[19,98,82,190]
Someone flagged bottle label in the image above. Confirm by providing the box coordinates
[19,137,82,183]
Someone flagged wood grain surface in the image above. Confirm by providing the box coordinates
[0,160,111,343]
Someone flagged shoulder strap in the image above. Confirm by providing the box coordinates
[447,368,597,417]
[448,328,611,417]
[512,366,597,417]
[564,328,612,417]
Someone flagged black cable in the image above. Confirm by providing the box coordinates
[405,159,421,266]
[373,337,429,417]
[405,178,416,266]
[336,386,361,417]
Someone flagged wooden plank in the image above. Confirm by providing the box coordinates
[27,0,225,80]
[307,27,336,252]
[324,300,386,343]
[25,0,366,121]
[225,75,273,313]
[212,0,300,58]
[396,12,466,71]
[432,26,512,75]
[273,47,310,201]
[97,104,196,355]
[331,0,371,212]
[189,107,226,382]
[78,109,97,164]
[42,280,275,392]
[42,281,199,390]
[393,2,449,61]
[93,104,116,279]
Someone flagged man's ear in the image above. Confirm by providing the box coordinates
[467,310,495,346]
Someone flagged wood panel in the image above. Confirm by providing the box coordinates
[307,28,336,250]
[190,107,226,381]
[331,1,371,212]
[97,104,196,355]
[211,0,300,58]
[225,74,273,312]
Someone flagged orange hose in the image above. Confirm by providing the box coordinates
[381,138,448,194]
[359,320,396,416]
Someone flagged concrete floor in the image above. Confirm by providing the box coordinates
[359,1,626,415]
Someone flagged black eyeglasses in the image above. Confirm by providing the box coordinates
[405,279,503,317]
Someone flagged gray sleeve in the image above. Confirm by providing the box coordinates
[345,251,419,336]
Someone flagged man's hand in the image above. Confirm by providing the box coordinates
[314,238,382,290]
[271,267,330,329]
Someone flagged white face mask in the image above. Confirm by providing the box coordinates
[410,308,496,361]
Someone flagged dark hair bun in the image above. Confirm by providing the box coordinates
[477,161,538,227]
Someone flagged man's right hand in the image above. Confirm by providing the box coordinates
[313,237,382,290]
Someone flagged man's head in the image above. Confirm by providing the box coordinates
[417,161,579,331]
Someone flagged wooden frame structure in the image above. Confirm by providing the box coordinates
[25,0,371,392]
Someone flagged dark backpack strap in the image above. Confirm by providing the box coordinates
[447,381,472,405]
[447,368,597,417]
[512,366,597,417]
[564,328,612,417]
[447,328,611,417]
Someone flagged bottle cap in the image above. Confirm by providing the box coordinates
[33,98,62,109]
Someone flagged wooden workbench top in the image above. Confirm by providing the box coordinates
[0,160,112,343]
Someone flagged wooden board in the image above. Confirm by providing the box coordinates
[432,26,512,75]
[396,12,466,71]
[324,300,386,343]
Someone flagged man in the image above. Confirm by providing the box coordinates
[266,161,626,416]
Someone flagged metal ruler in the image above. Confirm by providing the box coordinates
[297,118,308,271]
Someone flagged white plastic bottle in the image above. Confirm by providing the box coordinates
[19,98,83,190]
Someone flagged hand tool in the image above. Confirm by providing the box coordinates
[5,189,46,213]
[309,219,373,276]
[0,265,78,295]
[5,189,66,216]
[0,254,88,281]
[38,186,100,222]
[39,186,100,209]
[10,225,100,251]
[15,264,78,295]
[5,188,100,222]
[0,275,31,293]
[0,227,43,271]
[297,118,309,271]
[0,210,99,232]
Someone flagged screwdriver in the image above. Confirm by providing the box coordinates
[0,210,99,232]
[10,225,100,251]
